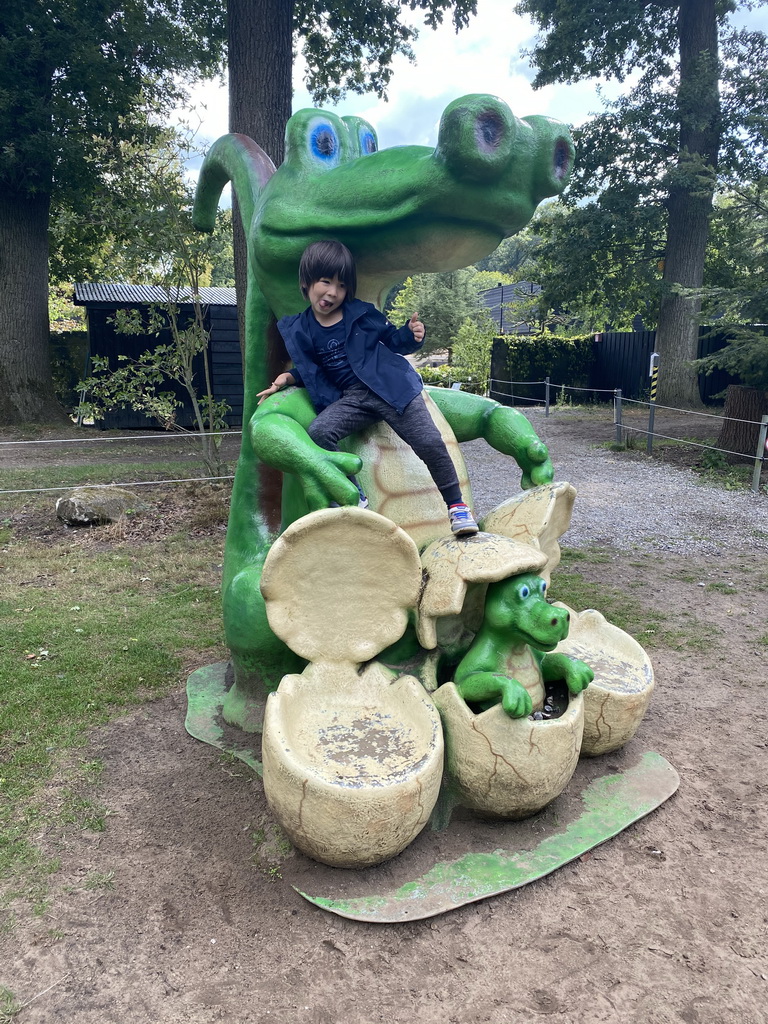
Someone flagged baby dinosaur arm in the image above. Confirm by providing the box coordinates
[540,652,594,695]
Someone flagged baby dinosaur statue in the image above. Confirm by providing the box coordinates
[192,94,576,729]
[454,573,594,718]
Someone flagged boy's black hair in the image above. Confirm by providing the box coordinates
[298,240,357,299]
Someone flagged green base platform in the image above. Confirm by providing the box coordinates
[186,662,679,923]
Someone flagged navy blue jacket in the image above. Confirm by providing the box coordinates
[276,299,425,415]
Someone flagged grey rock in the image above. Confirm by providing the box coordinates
[55,486,141,527]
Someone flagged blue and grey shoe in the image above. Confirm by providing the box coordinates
[448,502,479,536]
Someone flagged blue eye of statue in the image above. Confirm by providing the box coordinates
[520,584,530,599]
[540,580,547,594]
[359,129,377,155]
[310,123,339,162]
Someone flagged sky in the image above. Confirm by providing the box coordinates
[179,0,768,175]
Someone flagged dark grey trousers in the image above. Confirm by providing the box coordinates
[307,385,463,506]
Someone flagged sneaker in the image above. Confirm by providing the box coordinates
[449,502,479,536]
[358,495,369,509]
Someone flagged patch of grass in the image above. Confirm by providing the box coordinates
[551,556,714,652]
[669,569,698,583]
[757,635,768,647]
[559,546,613,565]
[83,870,115,891]
[0,526,227,901]
[0,987,21,1024]
[706,581,738,595]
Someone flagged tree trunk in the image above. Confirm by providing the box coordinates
[718,384,768,457]
[227,0,294,364]
[0,190,64,425]
[655,0,720,408]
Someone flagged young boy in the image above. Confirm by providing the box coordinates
[257,239,479,536]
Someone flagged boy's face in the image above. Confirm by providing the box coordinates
[306,275,347,325]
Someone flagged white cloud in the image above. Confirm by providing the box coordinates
[178,0,767,153]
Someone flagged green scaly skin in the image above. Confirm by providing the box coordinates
[454,573,594,719]
[192,95,575,727]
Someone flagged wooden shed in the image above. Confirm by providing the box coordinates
[73,283,243,429]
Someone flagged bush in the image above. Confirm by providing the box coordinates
[419,365,486,394]
[491,332,594,404]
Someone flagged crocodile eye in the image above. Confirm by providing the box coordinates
[310,122,340,164]
[520,584,530,599]
[359,129,377,155]
[540,580,547,594]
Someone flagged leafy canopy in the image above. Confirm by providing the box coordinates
[0,1,226,200]
[296,0,478,103]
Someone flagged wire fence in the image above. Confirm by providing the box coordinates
[1,380,766,495]
[488,375,767,494]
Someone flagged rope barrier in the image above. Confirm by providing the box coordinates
[0,475,235,496]
[614,396,760,426]
[619,424,763,461]
[0,429,242,447]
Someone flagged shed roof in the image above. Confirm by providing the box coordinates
[74,283,237,306]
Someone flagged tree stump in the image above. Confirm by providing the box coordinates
[717,385,768,457]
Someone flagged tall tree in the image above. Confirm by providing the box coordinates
[226,0,479,352]
[0,1,226,425]
[515,0,766,406]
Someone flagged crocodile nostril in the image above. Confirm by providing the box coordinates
[476,111,505,154]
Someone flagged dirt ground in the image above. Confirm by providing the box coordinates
[2,409,768,1024]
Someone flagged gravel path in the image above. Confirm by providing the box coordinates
[463,407,768,556]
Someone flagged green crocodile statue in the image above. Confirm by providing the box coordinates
[454,573,594,718]
[192,94,575,729]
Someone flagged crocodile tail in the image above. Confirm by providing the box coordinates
[192,133,276,236]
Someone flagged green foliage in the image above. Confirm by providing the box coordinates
[450,314,496,387]
[693,180,768,389]
[0,3,225,200]
[389,267,501,355]
[498,333,595,392]
[297,0,478,104]
[76,131,232,474]
[79,304,230,475]
[474,230,543,278]
[512,0,768,400]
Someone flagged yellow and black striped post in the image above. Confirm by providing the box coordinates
[647,352,660,454]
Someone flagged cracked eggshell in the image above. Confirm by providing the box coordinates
[418,534,547,649]
[480,481,576,583]
[260,507,422,664]
[262,662,444,867]
[433,682,584,819]
[553,604,655,757]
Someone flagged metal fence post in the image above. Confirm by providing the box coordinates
[545,376,550,417]
[647,352,659,455]
[752,414,768,493]
[614,389,623,444]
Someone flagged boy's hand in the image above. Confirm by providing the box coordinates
[408,312,425,343]
[256,371,294,405]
